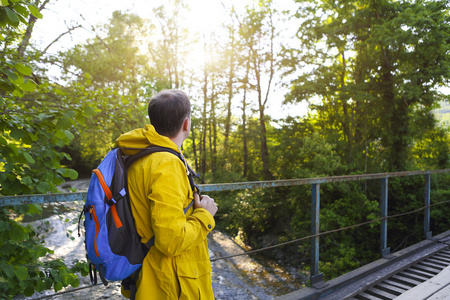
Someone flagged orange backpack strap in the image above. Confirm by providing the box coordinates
[92,169,123,229]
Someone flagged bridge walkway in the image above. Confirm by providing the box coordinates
[279,230,450,300]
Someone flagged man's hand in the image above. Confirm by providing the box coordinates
[194,193,218,217]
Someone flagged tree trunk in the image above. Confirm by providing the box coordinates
[380,48,408,172]
[253,50,273,180]
[224,32,235,158]
[18,0,50,58]
[191,121,199,172]
[211,94,217,180]
[242,85,248,178]
[200,58,208,183]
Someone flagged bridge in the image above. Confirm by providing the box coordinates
[1,169,450,299]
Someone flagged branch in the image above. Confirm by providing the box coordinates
[17,0,51,58]
[40,25,82,56]
[79,14,112,52]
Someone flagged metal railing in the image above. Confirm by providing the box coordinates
[1,169,449,286]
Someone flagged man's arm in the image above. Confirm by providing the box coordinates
[149,157,215,257]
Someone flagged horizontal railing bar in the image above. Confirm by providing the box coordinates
[0,169,449,207]
[0,192,87,207]
[200,169,450,192]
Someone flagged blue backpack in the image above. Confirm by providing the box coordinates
[78,147,199,287]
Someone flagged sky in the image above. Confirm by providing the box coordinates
[30,0,450,122]
[33,0,233,49]
[30,0,308,120]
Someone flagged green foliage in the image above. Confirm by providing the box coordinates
[411,125,450,169]
[433,101,450,128]
[0,0,86,297]
[56,12,158,175]
[0,92,82,195]
[430,173,450,234]
[0,207,80,299]
[284,0,450,172]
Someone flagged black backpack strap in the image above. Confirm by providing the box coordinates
[120,146,200,193]
[122,147,180,169]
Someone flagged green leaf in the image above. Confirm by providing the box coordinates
[75,113,85,125]
[21,133,32,145]
[27,4,42,18]
[10,223,28,241]
[12,88,23,97]
[10,128,25,140]
[64,130,74,141]
[1,1,9,7]
[2,265,14,278]
[43,172,54,182]
[8,143,18,156]
[1,68,18,81]
[22,79,36,92]
[0,78,15,91]
[0,135,7,145]
[84,106,96,117]
[4,7,19,24]
[37,113,50,120]
[23,152,35,164]
[36,280,46,292]
[13,4,27,17]
[28,132,38,142]
[0,173,6,184]
[0,220,10,232]
[20,176,32,186]
[23,286,35,297]
[54,281,63,292]
[63,110,76,118]
[71,277,80,288]
[56,117,72,130]
[36,182,50,193]
[14,266,27,281]
[58,168,78,180]
[27,204,42,215]
[66,169,78,180]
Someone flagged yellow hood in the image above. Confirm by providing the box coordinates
[115,124,179,155]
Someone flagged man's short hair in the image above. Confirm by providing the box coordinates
[148,89,191,138]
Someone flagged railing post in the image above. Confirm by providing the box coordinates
[311,183,324,286]
[380,177,390,257]
[424,174,432,239]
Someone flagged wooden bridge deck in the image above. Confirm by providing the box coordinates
[278,230,450,300]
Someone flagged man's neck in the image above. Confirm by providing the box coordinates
[170,135,184,149]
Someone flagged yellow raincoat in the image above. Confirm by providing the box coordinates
[116,124,215,300]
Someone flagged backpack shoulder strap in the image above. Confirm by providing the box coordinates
[119,146,200,193]
[121,146,180,169]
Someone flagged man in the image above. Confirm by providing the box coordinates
[116,89,218,299]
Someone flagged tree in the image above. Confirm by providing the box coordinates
[0,1,86,297]
[57,11,151,173]
[283,0,450,172]
[147,1,190,90]
[223,18,238,161]
[238,0,278,180]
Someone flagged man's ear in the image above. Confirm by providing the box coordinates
[182,117,190,132]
